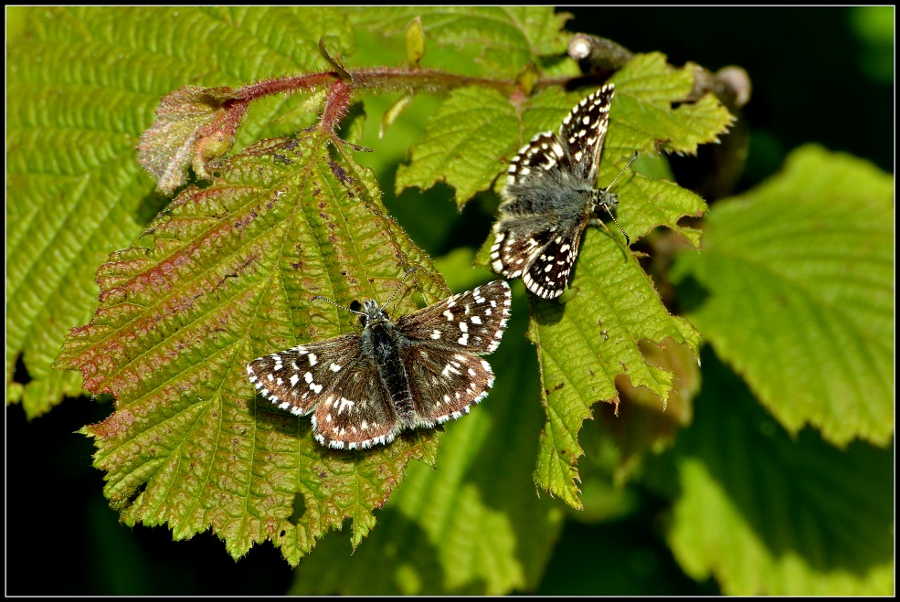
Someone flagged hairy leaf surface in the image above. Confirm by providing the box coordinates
[7,6,353,417]
[56,131,448,564]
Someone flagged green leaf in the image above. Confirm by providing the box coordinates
[611,53,735,156]
[671,145,894,446]
[395,86,521,208]
[574,337,701,494]
[55,131,450,564]
[394,86,580,208]
[395,56,733,216]
[396,52,731,217]
[290,283,564,594]
[529,231,701,509]
[348,6,570,74]
[663,350,893,595]
[6,6,354,417]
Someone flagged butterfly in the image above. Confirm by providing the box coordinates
[247,275,511,450]
[490,84,634,299]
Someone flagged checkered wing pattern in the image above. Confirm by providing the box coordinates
[505,131,573,191]
[396,280,511,354]
[518,220,588,299]
[491,217,587,299]
[310,357,402,450]
[403,345,495,427]
[247,334,361,417]
[559,84,614,183]
[396,280,510,426]
[248,335,402,450]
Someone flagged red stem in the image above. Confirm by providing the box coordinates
[223,66,578,138]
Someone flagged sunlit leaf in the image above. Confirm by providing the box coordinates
[671,145,894,446]
[663,350,893,595]
[56,131,448,564]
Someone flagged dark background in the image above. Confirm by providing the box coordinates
[7,7,892,595]
[578,6,893,183]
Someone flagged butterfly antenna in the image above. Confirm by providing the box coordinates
[602,151,638,246]
[380,267,418,312]
[604,209,631,247]
[607,151,639,190]
[312,295,367,317]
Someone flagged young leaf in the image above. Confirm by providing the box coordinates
[671,145,894,447]
[6,6,354,417]
[662,350,893,595]
[55,131,450,564]
[136,85,241,195]
[348,6,570,74]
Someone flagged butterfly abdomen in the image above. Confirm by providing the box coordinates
[365,321,416,422]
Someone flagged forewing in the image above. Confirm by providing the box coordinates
[311,358,401,450]
[559,84,614,183]
[520,217,588,299]
[402,345,495,428]
[504,131,575,198]
[247,333,360,416]
[396,280,511,354]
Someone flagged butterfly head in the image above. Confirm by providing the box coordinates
[314,269,418,329]
[591,152,638,245]
[359,299,391,328]
[591,187,619,213]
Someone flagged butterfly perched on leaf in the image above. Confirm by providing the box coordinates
[490,84,633,299]
[247,277,511,450]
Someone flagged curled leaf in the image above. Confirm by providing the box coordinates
[405,17,426,67]
[136,85,241,195]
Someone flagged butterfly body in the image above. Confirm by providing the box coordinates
[247,280,511,450]
[359,301,417,423]
[491,84,622,299]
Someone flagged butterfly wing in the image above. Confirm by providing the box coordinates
[311,355,402,450]
[247,333,361,416]
[502,131,577,200]
[247,333,402,450]
[492,129,581,288]
[517,218,587,299]
[394,280,510,427]
[491,215,587,299]
[559,84,614,184]
[396,280,511,354]
[401,345,495,428]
